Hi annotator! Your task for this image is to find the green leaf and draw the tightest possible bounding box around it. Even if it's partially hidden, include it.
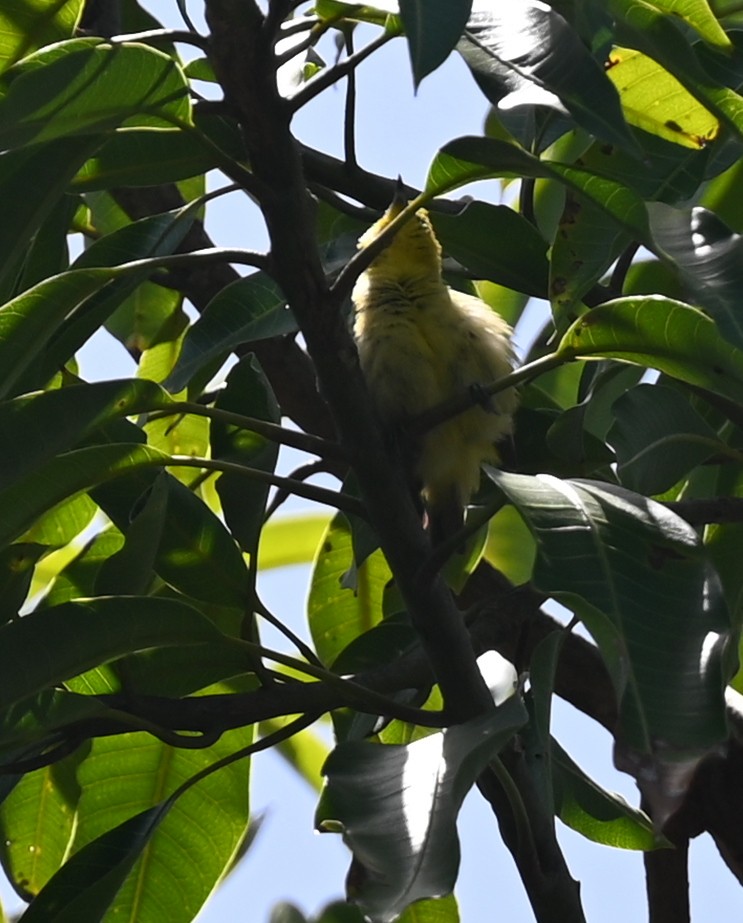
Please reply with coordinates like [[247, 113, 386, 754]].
[[0, 378, 168, 492], [165, 272, 295, 393], [608, 383, 725, 493], [212, 355, 280, 557], [606, 46, 719, 148], [257, 514, 330, 570], [0, 751, 83, 899], [431, 201, 548, 297], [648, 202, 743, 350], [651, 0, 732, 49], [0, 136, 101, 304], [0, 543, 46, 624], [0, 442, 170, 549], [307, 514, 391, 667], [0, 268, 115, 400], [552, 741, 659, 849], [0, 596, 229, 711], [316, 696, 527, 923], [0, 39, 191, 153], [42, 529, 124, 607], [18, 802, 168, 922], [487, 471, 730, 787], [71, 113, 243, 190], [557, 296, 743, 404], [549, 190, 629, 328], [154, 475, 250, 607], [0, 0, 82, 74], [458, 5, 640, 155], [69, 701, 252, 922], [610, 0, 743, 142], [426, 136, 650, 244], [399, 0, 471, 86]]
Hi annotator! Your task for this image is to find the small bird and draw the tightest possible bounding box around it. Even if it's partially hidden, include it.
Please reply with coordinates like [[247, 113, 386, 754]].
[[352, 192, 518, 543]]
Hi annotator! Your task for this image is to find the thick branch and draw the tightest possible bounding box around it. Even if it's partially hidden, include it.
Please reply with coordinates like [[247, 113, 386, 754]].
[[204, 0, 493, 722]]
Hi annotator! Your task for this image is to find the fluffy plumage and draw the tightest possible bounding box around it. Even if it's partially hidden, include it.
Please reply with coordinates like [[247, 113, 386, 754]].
[[352, 199, 518, 540]]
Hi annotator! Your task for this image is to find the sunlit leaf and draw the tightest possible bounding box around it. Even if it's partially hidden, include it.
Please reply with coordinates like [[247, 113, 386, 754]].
[[606, 47, 719, 148], [308, 514, 392, 667]]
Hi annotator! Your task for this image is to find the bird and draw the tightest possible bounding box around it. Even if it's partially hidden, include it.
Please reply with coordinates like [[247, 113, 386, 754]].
[[352, 191, 518, 544]]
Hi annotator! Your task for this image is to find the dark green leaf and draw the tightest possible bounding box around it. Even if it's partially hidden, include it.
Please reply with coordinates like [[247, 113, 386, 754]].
[[609, 383, 725, 494], [549, 190, 629, 327], [426, 136, 650, 244], [649, 202, 743, 350], [0, 268, 114, 400], [399, 0, 470, 86], [552, 741, 659, 849], [212, 356, 280, 556], [72, 113, 244, 190], [0, 543, 46, 624], [0, 378, 168, 491], [431, 201, 548, 297], [458, 5, 640, 155], [0, 39, 191, 153], [487, 471, 730, 810], [165, 272, 295, 393], [0, 597, 230, 711], [0, 136, 101, 303], [317, 696, 527, 923]]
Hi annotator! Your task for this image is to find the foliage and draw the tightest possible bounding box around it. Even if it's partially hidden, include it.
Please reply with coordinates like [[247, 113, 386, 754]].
[[0, 0, 742, 921]]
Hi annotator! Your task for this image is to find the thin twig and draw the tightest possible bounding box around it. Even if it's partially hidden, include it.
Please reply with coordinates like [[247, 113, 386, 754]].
[[289, 28, 394, 111]]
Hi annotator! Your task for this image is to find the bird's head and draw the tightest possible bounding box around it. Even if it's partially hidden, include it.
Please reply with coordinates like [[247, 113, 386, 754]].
[[358, 190, 442, 284]]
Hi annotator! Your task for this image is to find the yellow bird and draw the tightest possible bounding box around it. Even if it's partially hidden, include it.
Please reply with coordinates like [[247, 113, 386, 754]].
[[352, 195, 518, 542]]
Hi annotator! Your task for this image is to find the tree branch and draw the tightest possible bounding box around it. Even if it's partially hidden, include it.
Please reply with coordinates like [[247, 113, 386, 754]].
[[204, 0, 495, 723]]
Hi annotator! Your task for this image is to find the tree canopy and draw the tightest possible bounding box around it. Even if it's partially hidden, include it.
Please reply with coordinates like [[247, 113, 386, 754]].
[[1, 1, 743, 921]]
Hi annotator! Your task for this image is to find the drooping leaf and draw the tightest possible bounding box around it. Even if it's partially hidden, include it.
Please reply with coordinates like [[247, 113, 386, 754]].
[[316, 696, 527, 923], [212, 355, 280, 557], [549, 190, 629, 328], [0, 136, 101, 304], [552, 741, 660, 849], [399, 0, 471, 86]]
